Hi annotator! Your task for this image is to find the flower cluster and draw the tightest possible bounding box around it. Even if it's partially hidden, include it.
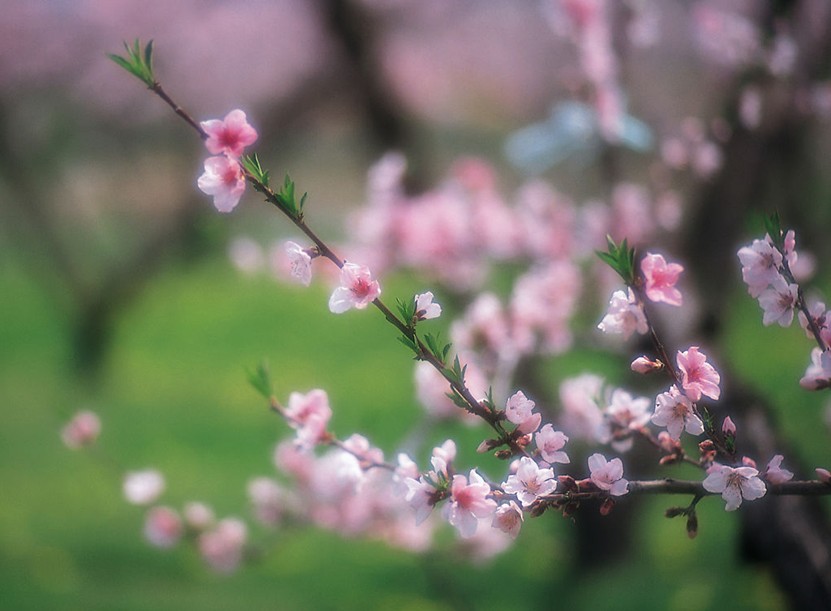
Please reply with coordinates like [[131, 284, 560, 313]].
[[196, 109, 258, 213]]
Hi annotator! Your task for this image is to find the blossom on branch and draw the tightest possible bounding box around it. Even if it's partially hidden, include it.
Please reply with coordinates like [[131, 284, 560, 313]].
[[677, 346, 721, 402], [284, 241, 313, 286], [328, 262, 381, 313], [652, 385, 704, 441], [535, 424, 570, 464], [201, 109, 258, 158], [414, 292, 442, 320], [144, 506, 183, 548], [597, 288, 647, 339], [443, 469, 497, 538], [197, 155, 246, 213], [284, 389, 332, 449], [492, 501, 524, 539], [763, 455, 794, 484], [502, 457, 557, 508], [703, 464, 767, 511], [758, 276, 798, 327], [588, 453, 629, 496], [504, 390, 541, 434], [738, 237, 784, 297], [640, 252, 684, 306], [800, 348, 831, 390]]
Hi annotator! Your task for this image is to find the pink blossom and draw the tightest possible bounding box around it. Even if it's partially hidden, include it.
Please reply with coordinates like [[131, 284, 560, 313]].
[[677, 346, 721, 401], [492, 501, 524, 539], [816, 468, 831, 483], [123, 469, 165, 506], [800, 348, 831, 390], [328, 262, 381, 313], [198, 517, 248, 574], [183, 502, 215, 531], [559, 374, 604, 442], [144, 506, 183, 549], [284, 241, 312, 286], [504, 390, 541, 434], [599, 389, 652, 452], [443, 469, 497, 538], [758, 276, 798, 327], [342, 433, 385, 469], [652, 385, 704, 441], [61, 410, 101, 449], [797, 301, 830, 345], [640, 253, 684, 306], [703, 464, 766, 511], [403, 476, 438, 525], [597, 288, 647, 339], [197, 155, 246, 213], [284, 389, 332, 448], [247, 477, 285, 526], [201, 109, 258, 158], [430, 439, 457, 480], [502, 457, 557, 508], [588, 453, 629, 496], [535, 424, 570, 464], [722, 416, 737, 436], [414, 292, 442, 320], [763, 455, 794, 485], [737, 237, 784, 297]]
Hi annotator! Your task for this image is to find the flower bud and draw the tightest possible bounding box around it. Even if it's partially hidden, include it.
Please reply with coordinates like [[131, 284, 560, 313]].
[[599, 497, 615, 516], [631, 356, 663, 374], [722, 416, 737, 436], [686, 511, 699, 539], [816, 467, 831, 483], [664, 506, 685, 518]]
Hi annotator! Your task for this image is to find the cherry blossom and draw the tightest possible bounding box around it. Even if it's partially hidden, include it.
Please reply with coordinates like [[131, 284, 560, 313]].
[[722, 416, 737, 436], [328, 262, 382, 313], [61, 410, 101, 449], [201, 109, 258, 158], [640, 252, 684, 306], [652, 385, 704, 441], [123, 469, 166, 506], [599, 389, 652, 452], [492, 501, 524, 539], [737, 237, 784, 297], [144, 506, 183, 548], [414, 292, 442, 320], [284, 389, 332, 448], [535, 424, 570, 464], [403, 476, 438, 525], [502, 456, 557, 508], [799, 348, 831, 390], [758, 276, 798, 327], [677, 346, 721, 402], [630, 356, 662, 374], [284, 241, 312, 286], [247, 477, 286, 526], [198, 517, 248, 573], [763, 455, 794, 485], [587, 453, 629, 496], [597, 288, 647, 339], [183, 502, 215, 531], [197, 155, 246, 213], [443, 469, 497, 538], [703, 464, 767, 511], [504, 390, 541, 434]]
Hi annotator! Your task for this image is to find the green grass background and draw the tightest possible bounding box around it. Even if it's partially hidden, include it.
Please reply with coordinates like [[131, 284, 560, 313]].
[[1, 232, 828, 611]]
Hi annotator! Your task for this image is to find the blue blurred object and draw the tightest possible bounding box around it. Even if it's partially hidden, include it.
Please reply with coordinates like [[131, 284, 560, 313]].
[[505, 101, 653, 174]]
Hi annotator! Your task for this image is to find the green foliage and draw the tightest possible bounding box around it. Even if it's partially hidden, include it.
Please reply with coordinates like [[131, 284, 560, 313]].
[[422, 332, 451, 365], [396, 297, 417, 326], [246, 359, 273, 399], [596, 235, 636, 285], [275, 174, 307, 219], [108, 39, 156, 87], [241, 154, 269, 188]]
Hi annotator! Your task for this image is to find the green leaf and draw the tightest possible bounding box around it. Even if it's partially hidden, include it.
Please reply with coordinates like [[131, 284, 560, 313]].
[[764, 211, 784, 249], [397, 335, 418, 354], [247, 360, 273, 399], [109, 39, 156, 87], [596, 235, 636, 285]]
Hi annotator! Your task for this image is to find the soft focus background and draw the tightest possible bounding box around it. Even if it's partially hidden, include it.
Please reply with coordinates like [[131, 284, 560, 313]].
[[2, 1, 831, 609]]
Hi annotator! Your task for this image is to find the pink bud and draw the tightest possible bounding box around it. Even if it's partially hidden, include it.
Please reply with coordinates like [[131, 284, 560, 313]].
[[722, 416, 736, 436], [816, 468, 831, 483], [630, 356, 662, 374]]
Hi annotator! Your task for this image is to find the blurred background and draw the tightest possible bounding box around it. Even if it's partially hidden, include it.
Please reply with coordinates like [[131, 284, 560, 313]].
[[2, 0, 831, 609]]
